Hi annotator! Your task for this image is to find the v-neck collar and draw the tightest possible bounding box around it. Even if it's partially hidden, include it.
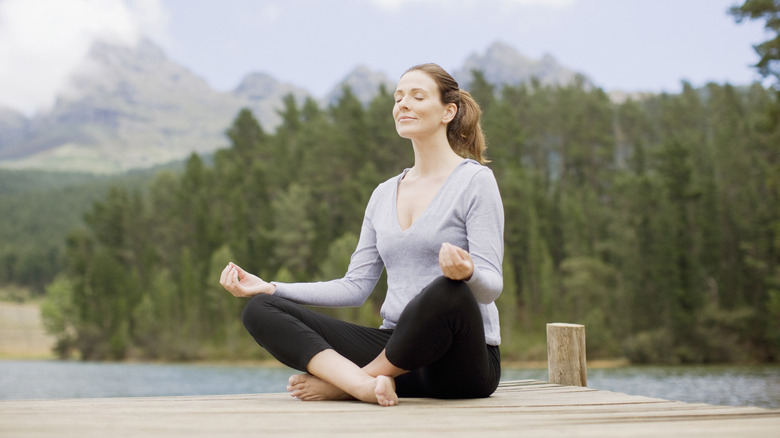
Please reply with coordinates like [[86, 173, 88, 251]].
[[393, 159, 469, 232]]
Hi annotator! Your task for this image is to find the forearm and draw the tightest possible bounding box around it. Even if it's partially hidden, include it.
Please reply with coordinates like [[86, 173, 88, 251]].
[[272, 275, 379, 307], [465, 265, 503, 304]]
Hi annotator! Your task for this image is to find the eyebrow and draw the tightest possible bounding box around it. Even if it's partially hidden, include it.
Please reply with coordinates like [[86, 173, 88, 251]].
[[394, 87, 430, 96]]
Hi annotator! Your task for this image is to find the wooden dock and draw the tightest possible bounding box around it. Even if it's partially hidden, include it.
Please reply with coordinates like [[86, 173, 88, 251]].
[[2, 380, 779, 437]]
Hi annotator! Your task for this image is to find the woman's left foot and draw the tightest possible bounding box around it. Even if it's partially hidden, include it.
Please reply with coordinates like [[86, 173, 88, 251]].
[[374, 375, 398, 407]]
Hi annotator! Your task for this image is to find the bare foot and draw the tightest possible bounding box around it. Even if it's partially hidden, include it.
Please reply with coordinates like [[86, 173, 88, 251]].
[[287, 373, 352, 401], [374, 375, 398, 407]]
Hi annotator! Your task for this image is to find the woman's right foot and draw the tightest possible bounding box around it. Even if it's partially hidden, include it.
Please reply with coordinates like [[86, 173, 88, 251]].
[[287, 373, 352, 401]]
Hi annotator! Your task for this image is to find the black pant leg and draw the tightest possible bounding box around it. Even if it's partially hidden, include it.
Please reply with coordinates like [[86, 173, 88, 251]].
[[386, 276, 501, 399], [242, 294, 391, 371]]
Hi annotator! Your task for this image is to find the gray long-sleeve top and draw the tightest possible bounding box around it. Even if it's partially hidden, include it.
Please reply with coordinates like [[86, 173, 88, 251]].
[[273, 159, 505, 345]]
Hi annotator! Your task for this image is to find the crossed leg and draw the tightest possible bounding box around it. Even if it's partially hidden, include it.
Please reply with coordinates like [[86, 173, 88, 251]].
[[287, 349, 405, 406]]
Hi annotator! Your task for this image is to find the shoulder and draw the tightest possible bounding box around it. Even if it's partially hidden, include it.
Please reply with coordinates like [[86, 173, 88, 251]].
[[373, 169, 406, 195], [458, 160, 499, 189], [366, 169, 406, 208], [380, 169, 407, 188], [457, 161, 503, 215]]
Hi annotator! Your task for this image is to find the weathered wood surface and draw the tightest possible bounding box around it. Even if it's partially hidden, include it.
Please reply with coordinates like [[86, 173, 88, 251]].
[[2, 380, 779, 437], [546, 323, 587, 386]]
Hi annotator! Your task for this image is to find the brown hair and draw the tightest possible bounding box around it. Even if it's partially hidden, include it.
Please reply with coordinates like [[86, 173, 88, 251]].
[[403, 63, 489, 164]]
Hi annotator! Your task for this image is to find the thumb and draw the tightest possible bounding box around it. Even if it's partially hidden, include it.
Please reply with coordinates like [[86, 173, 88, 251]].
[[230, 262, 248, 277], [454, 246, 470, 259]]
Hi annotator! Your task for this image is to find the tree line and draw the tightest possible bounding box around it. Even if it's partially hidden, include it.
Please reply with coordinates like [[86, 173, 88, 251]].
[[38, 73, 779, 364]]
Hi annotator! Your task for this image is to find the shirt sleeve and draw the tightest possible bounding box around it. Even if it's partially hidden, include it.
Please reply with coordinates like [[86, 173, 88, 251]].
[[463, 167, 504, 304], [271, 188, 385, 307]]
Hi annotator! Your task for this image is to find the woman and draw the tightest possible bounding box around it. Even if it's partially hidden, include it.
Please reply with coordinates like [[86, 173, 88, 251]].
[[219, 63, 504, 407]]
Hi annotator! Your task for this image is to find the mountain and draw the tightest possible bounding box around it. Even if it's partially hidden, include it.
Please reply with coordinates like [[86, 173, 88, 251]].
[[0, 40, 311, 173], [0, 107, 29, 157], [0, 40, 236, 172], [325, 65, 396, 106], [454, 41, 589, 90], [233, 72, 310, 126], [0, 39, 591, 174]]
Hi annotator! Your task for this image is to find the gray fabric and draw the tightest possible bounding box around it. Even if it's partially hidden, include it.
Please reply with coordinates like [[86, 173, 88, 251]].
[[273, 159, 504, 345]]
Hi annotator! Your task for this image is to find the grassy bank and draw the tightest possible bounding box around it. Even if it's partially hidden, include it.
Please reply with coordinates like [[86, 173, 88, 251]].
[[0, 300, 56, 359]]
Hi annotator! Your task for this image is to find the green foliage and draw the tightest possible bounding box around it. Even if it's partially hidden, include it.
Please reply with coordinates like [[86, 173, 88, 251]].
[[27, 75, 780, 364], [0, 166, 178, 293], [40, 276, 77, 357], [731, 0, 780, 83]]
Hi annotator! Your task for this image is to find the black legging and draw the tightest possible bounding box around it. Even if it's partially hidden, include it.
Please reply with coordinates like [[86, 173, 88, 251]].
[[241, 276, 501, 399]]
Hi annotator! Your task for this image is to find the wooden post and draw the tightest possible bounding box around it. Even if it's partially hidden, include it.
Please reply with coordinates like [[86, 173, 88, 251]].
[[546, 323, 587, 387]]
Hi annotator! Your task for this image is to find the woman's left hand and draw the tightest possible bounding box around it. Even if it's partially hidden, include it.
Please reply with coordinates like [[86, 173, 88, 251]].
[[439, 242, 474, 281]]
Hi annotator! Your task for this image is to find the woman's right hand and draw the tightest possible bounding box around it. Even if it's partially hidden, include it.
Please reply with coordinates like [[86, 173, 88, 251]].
[[219, 262, 276, 297]]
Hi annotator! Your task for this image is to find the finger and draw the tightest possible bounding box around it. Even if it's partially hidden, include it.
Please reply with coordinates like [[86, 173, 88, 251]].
[[443, 243, 471, 266], [443, 243, 466, 259], [219, 264, 232, 286], [232, 263, 248, 279], [442, 243, 463, 264], [452, 245, 469, 258], [454, 248, 472, 266], [439, 242, 455, 259], [439, 244, 453, 267]]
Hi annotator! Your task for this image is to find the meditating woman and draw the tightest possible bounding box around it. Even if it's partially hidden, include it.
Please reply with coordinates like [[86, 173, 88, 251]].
[[219, 63, 504, 407]]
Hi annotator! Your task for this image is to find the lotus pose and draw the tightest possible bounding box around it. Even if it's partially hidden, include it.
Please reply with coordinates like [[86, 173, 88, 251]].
[[220, 63, 504, 406]]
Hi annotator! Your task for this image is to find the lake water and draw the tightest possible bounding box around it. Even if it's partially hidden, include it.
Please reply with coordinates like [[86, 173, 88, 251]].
[[1, 360, 779, 409]]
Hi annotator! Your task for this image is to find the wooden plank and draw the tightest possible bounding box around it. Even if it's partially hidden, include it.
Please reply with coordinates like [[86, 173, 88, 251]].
[[1, 380, 779, 437]]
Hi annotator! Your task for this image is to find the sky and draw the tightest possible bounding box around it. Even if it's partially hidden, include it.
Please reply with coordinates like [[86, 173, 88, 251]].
[[0, 0, 771, 115]]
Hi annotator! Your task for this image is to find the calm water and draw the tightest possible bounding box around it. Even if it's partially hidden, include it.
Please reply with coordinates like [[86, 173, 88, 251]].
[[1, 360, 779, 409]]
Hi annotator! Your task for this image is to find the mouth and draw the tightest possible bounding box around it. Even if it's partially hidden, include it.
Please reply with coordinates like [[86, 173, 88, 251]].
[[397, 116, 416, 122]]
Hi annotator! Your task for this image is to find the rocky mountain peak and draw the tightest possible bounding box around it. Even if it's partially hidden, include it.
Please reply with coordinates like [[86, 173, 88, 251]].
[[326, 65, 395, 106], [233, 72, 309, 104], [455, 41, 587, 90], [234, 73, 281, 100]]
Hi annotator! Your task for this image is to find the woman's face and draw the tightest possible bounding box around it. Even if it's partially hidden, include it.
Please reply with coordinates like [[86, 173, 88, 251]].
[[393, 70, 455, 140]]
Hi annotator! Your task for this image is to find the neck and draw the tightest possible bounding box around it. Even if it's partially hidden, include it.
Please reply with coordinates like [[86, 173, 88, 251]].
[[409, 133, 464, 178]]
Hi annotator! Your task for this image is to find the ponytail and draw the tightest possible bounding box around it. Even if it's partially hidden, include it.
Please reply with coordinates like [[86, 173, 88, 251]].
[[404, 63, 489, 164], [448, 90, 488, 164]]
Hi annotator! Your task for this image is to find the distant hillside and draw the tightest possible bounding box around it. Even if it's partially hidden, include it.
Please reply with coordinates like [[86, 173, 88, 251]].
[[0, 40, 589, 174]]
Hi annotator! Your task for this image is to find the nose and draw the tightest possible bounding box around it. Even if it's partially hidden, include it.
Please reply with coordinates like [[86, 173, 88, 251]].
[[396, 95, 410, 110]]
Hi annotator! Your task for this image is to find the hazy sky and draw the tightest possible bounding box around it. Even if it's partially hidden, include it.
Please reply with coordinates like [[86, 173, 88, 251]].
[[0, 0, 770, 115]]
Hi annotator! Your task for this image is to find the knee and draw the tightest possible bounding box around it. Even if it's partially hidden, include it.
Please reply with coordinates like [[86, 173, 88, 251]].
[[241, 293, 277, 332], [419, 276, 475, 312]]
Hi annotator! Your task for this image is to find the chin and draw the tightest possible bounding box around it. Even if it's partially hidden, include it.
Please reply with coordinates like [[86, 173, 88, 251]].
[[395, 128, 413, 139], [396, 126, 423, 139]]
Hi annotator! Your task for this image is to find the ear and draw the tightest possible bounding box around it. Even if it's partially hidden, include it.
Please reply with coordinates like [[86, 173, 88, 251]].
[[442, 102, 457, 124]]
